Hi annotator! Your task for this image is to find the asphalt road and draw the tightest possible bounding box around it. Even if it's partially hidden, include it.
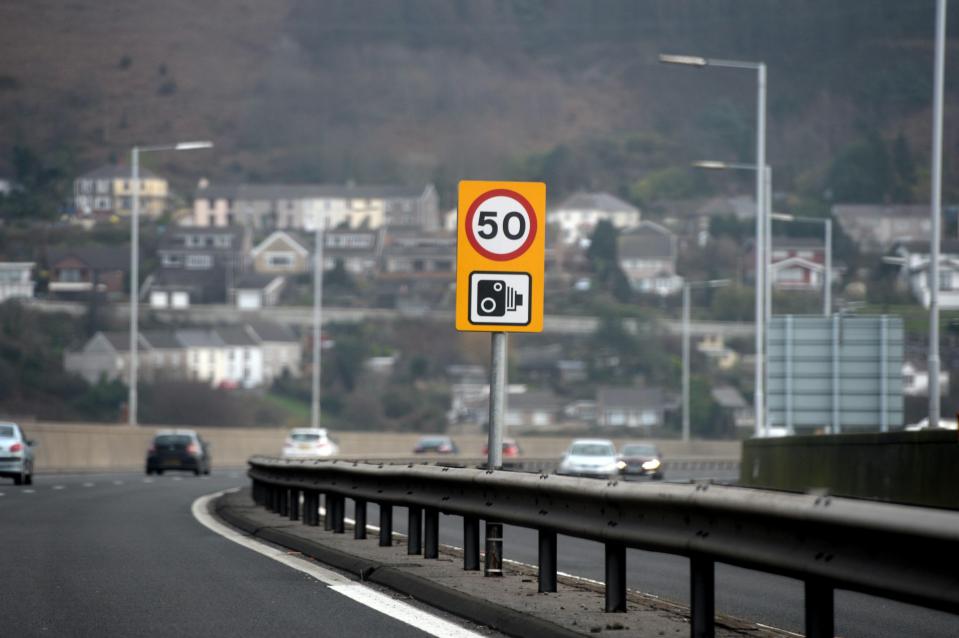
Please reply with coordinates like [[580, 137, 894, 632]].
[[0, 470, 485, 638], [380, 471, 959, 638]]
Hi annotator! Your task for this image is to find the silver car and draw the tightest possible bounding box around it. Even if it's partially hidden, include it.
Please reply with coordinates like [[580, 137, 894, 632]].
[[0, 422, 35, 485], [556, 438, 620, 479]]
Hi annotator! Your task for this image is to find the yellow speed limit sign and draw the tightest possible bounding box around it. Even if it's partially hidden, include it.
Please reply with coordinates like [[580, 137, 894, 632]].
[[456, 180, 546, 332]]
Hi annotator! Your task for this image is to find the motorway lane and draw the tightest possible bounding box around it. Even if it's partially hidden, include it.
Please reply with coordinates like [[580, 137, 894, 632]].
[[375, 470, 959, 638], [0, 471, 482, 638]]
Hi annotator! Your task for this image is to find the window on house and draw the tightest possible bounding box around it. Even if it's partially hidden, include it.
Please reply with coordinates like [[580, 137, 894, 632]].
[[267, 253, 294, 268], [162, 254, 183, 267], [214, 236, 231, 248], [94, 197, 111, 210], [185, 255, 213, 269], [59, 268, 85, 282]]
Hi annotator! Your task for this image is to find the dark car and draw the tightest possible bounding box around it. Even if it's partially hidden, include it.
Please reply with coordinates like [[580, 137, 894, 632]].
[[146, 429, 211, 476], [413, 436, 459, 455], [617, 442, 663, 480], [481, 438, 522, 458]]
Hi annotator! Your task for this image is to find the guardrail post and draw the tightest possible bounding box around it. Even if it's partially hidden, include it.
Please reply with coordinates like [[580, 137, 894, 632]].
[[265, 485, 276, 512], [251, 479, 262, 505], [690, 555, 715, 637], [278, 487, 290, 517], [323, 493, 333, 531], [379, 504, 393, 546], [538, 529, 557, 593], [289, 488, 301, 521], [604, 542, 626, 612], [464, 516, 480, 570], [354, 499, 367, 539], [484, 521, 503, 577], [424, 508, 439, 559], [304, 490, 318, 526], [332, 495, 345, 533], [805, 579, 834, 638], [408, 506, 422, 554]]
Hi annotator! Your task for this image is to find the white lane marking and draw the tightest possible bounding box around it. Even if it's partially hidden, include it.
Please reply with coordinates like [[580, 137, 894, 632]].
[[112, 480, 124, 485], [192, 491, 483, 638], [0, 492, 4, 497], [143, 479, 154, 483], [82, 482, 95, 488], [756, 623, 803, 637], [22, 489, 35, 494], [52, 485, 65, 490], [172, 477, 182, 482]]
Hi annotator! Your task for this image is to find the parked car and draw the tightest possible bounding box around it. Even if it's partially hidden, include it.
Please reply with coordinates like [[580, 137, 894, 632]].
[[0, 422, 35, 485], [617, 442, 664, 480], [146, 429, 211, 476], [281, 428, 339, 459], [556, 439, 619, 479], [413, 436, 459, 454], [481, 438, 522, 458]]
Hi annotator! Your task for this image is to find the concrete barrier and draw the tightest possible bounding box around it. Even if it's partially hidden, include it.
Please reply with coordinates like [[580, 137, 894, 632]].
[[14, 421, 741, 473], [740, 429, 959, 509]]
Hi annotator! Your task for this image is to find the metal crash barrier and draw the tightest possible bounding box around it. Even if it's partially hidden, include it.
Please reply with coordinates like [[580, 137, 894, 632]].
[[246, 456, 959, 638]]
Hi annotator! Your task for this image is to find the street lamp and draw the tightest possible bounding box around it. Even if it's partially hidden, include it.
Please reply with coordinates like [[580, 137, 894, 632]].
[[311, 218, 325, 430], [929, 0, 947, 429], [770, 213, 833, 316], [692, 159, 770, 437], [682, 279, 731, 443], [128, 140, 213, 426], [663, 53, 767, 438]]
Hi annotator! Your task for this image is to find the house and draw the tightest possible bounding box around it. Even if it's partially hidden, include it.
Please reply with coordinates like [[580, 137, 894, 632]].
[[250, 231, 311, 275], [73, 165, 169, 219], [152, 226, 250, 305], [890, 240, 959, 309], [217, 326, 264, 389], [47, 245, 128, 297], [833, 204, 931, 253], [596, 384, 668, 428], [711, 385, 754, 432], [176, 329, 229, 387], [64, 331, 141, 384], [617, 221, 682, 296], [504, 390, 565, 429], [0, 262, 35, 302], [902, 360, 951, 397], [767, 236, 827, 291], [697, 334, 739, 370], [323, 228, 384, 275], [140, 331, 188, 381], [230, 273, 285, 310], [191, 181, 439, 232], [247, 321, 302, 380], [551, 192, 641, 245]]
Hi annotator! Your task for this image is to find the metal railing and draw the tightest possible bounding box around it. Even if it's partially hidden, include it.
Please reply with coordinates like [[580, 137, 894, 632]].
[[246, 456, 959, 638]]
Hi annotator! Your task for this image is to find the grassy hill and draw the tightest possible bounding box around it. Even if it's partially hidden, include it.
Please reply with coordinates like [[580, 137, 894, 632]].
[[0, 0, 955, 207]]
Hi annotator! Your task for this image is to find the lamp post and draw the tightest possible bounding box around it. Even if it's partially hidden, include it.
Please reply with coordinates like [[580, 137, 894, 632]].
[[682, 279, 731, 442], [692, 160, 770, 437], [662, 53, 767, 438], [929, 0, 947, 429], [770, 213, 833, 316], [311, 218, 325, 430], [128, 141, 213, 426]]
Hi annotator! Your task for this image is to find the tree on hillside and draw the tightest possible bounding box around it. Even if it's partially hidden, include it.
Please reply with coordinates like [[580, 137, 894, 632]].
[[0, 146, 74, 222], [586, 221, 631, 301]]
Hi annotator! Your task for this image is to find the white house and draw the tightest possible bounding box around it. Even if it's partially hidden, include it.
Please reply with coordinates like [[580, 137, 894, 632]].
[[0, 262, 35, 302], [617, 221, 683, 296], [890, 240, 959, 310], [217, 326, 264, 389], [176, 329, 229, 387], [902, 361, 950, 397], [551, 192, 641, 245]]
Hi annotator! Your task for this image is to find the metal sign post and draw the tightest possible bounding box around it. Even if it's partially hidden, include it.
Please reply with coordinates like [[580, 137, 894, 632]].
[[456, 180, 545, 578]]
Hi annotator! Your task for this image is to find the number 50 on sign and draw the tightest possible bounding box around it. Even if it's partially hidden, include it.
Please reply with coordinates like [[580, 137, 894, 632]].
[[456, 180, 546, 333]]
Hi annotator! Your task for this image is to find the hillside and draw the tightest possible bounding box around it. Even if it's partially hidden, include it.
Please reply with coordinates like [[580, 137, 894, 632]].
[[0, 0, 957, 207]]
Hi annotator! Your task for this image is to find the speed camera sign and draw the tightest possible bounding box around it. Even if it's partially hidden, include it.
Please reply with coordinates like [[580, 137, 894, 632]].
[[456, 181, 545, 333]]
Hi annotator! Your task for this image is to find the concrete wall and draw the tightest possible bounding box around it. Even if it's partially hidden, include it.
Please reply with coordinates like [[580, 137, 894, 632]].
[[15, 421, 740, 473], [740, 430, 959, 509]]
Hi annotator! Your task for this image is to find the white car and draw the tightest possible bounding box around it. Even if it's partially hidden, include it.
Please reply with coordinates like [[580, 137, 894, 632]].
[[905, 417, 957, 431], [281, 428, 339, 459], [556, 438, 620, 479], [0, 422, 35, 485]]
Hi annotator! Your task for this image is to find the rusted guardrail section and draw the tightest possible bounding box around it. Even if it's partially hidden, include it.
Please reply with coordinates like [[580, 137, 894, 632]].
[[246, 456, 959, 638]]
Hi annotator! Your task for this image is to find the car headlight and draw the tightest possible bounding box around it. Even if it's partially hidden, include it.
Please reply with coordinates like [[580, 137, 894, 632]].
[[616, 460, 627, 471], [642, 459, 661, 471]]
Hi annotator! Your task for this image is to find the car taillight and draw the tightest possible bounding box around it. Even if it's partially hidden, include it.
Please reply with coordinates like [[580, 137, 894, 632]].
[[9, 442, 22, 453], [186, 443, 199, 455], [438, 444, 451, 452], [148, 445, 155, 453]]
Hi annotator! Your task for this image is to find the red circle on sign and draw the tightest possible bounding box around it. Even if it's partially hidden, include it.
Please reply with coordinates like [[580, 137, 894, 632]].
[[464, 188, 538, 261]]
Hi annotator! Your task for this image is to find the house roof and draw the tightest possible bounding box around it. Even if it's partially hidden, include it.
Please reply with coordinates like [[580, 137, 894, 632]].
[[98, 331, 137, 352], [617, 222, 675, 260], [79, 164, 162, 181], [771, 236, 825, 250], [159, 225, 246, 250], [832, 204, 929, 218], [251, 231, 310, 258], [769, 256, 824, 273], [246, 320, 299, 343], [597, 385, 665, 409], [555, 191, 639, 214], [140, 330, 182, 349], [48, 245, 129, 271], [216, 326, 259, 346], [711, 386, 748, 409], [175, 329, 225, 348], [195, 182, 430, 201]]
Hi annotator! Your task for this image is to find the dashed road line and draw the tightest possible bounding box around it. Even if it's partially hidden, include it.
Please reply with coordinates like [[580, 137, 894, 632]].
[[22, 489, 35, 494], [52, 485, 65, 490], [112, 480, 124, 485], [82, 482, 95, 487]]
